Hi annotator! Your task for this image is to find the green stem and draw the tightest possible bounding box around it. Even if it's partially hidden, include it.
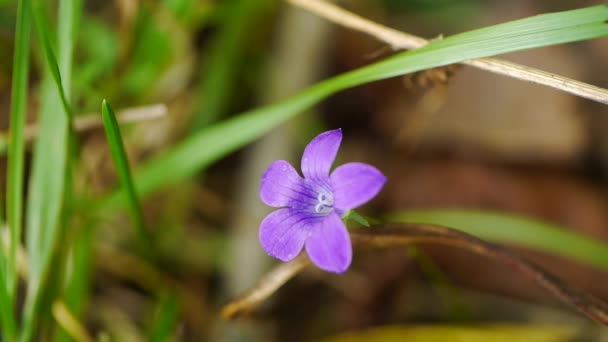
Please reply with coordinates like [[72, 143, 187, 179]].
[[4, 0, 31, 337]]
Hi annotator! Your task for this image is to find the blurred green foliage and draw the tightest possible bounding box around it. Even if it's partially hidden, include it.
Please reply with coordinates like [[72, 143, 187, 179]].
[[1, 0, 608, 339]]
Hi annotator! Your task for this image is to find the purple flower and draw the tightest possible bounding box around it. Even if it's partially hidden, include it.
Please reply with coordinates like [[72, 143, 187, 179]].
[[259, 129, 386, 273]]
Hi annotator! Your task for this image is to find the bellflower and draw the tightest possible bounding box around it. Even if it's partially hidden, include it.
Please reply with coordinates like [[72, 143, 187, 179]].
[[259, 129, 386, 273]]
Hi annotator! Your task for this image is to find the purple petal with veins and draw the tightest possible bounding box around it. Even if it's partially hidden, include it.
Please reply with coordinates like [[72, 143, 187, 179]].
[[259, 129, 385, 274], [301, 128, 342, 182], [331, 162, 386, 212], [259, 208, 314, 262], [305, 212, 352, 273]]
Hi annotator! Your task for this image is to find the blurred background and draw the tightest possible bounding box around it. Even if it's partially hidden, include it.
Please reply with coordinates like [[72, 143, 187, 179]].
[[1, 0, 608, 340]]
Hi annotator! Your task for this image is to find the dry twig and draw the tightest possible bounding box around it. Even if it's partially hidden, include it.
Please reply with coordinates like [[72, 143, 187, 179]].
[[26, 103, 168, 140], [222, 224, 608, 325], [221, 254, 310, 319], [287, 0, 608, 105]]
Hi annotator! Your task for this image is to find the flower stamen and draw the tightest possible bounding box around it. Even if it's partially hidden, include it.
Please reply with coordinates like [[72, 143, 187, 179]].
[[315, 192, 334, 214]]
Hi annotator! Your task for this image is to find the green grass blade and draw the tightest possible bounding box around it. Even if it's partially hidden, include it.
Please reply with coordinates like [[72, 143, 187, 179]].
[[149, 293, 180, 342], [191, 0, 268, 130], [0, 265, 16, 340], [0, 198, 15, 340], [4, 0, 31, 337], [102, 100, 153, 255], [21, 0, 80, 339], [55, 225, 93, 342], [387, 209, 608, 271], [98, 5, 608, 208], [31, 0, 72, 119]]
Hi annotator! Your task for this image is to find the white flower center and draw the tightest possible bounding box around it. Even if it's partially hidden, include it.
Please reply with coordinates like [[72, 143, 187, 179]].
[[314, 191, 334, 214]]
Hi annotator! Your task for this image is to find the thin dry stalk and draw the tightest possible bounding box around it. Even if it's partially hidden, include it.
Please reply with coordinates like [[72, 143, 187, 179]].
[[287, 0, 608, 105], [221, 224, 608, 325]]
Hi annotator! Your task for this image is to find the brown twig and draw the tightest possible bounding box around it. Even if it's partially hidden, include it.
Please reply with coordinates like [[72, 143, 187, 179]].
[[221, 224, 608, 325], [220, 253, 310, 319], [286, 0, 608, 105], [26, 103, 168, 140]]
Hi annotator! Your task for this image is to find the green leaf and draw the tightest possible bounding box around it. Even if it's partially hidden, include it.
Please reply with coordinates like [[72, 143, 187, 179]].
[[122, 10, 172, 97], [99, 5, 608, 208], [21, 0, 81, 339], [54, 224, 93, 342], [31, 0, 73, 119], [149, 292, 180, 342], [102, 100, 153, 256], [3, 0, 30, 337], [191, 0, 269, 130], [387, 209, 608, 271], [344, 210, 371, 228]]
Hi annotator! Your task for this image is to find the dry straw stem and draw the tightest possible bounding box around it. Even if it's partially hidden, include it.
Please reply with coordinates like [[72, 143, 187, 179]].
[[26, 103, 168, 140], [1, 227, 28, 279], [287, 0, 608, 105], [221, 253, 310, 319], [2, 228, 94, 340], [52, 301, 94, 342], [221, 224, 608, 325], [0, 103, 167, 148]]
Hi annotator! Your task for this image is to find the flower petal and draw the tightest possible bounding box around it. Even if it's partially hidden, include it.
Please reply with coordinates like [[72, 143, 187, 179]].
[[305, 212, 352, 273], [330, 162, 386, 212], [259, 208, 314, 262], [301, 129, 342, 181], [260, 160, 310, 208]]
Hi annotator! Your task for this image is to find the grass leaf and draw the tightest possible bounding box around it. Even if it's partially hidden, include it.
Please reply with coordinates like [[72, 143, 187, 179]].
[[387, 209, 608, 271], [3, 0, 31, 337], [102, 99, 152, 255], [21, 0, 80, 339], [191, 0, 269, 130], [149, 293, 180, 342], [99, 5, 608, 209], [31, 0, 73, 119]]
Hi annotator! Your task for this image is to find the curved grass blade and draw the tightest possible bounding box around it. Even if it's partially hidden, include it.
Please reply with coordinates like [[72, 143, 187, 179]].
[[387, 209, 608, 271], [222, 224, 608, 325], [21, 0, 81, 339], [99, 5, 608, 209], [102, 100, 152, 256], [4, 0, 31, 337]]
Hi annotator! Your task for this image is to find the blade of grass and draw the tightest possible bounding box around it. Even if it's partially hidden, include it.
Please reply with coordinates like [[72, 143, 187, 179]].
[[387, 209, 608, 271], [31, 0, 72, 119], [149, 292, 180, 342], [0, 198, 16, 340], [191, 0, 269, 130], [54, 224, 92, 342], [4, 0, 31, 337], [97, 5, 608, 210], [102, 100, 153, 256], [21, 0, 80, 339], [0, 263, 16, 340], [290, 0, 608, 105]]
